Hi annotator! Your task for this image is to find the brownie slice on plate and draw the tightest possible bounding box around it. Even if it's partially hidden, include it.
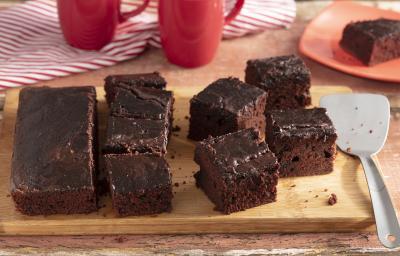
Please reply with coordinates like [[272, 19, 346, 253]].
[[265, 108, 337, 177], [105, 72, 166, 104], [245, 55, 311, 110], [188, 77, 267, 141], [104, 154, 173, 217], [340, 18, 400, 66], [194, 128, 279, 214], [11, 87, 98, 215]]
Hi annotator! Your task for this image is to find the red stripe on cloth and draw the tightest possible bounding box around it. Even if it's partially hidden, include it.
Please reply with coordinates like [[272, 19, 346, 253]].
[[0, 0, 296, 89]]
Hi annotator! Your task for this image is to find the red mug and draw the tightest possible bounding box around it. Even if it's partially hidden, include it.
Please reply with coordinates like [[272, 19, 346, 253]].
[[158, 0, 245, 68], [57, 0, 149, 50]]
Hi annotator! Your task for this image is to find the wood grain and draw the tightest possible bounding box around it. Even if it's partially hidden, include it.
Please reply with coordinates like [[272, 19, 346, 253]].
[[0, 85, 376, 235]]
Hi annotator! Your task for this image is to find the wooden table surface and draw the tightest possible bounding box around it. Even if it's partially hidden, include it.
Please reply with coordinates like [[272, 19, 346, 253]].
[[1, 1, 400, 255]]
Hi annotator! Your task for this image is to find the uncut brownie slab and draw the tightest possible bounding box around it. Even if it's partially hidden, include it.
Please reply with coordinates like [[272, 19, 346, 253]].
[[340, 18, 400, 66], [11, 86, 98, 215], [105, 72, 166, 104], [103, 116, 168, 155], [245, 55, 311, 110], [194, 129, 279, 214], [265, 108, 337, 177], [104, 154, 173, 216], [188, 77, 267, 141]]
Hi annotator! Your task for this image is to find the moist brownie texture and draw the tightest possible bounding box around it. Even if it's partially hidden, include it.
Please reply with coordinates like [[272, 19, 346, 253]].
[[194, 129, 279, 214], [105, 72, 166, 104], [265, 108, 337, 177], [340, 18, 400, 66], [245, 55, 311, 110], [11, 86, 98, 215], [103, 116, 168, 155], [105, 154, 173, 217], [104, 86, 174, 155], [188, 77, 267, 141]]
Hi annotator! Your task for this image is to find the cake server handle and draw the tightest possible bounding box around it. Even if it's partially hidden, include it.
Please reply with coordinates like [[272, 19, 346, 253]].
[[360, 155, 400, 248]]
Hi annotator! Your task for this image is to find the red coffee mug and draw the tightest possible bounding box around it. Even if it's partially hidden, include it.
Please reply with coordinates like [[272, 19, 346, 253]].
[[57, 0, 149, 50], [158, 0, 245, 68]]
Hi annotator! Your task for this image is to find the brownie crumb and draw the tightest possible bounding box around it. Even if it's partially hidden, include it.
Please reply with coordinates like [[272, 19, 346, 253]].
[[174, 182, 179, 187], [6, 194, 10, 198], [346, 147, 352, 153], [369, 130, 373, 134], [304, 200, 308, 203], [314, 195, 319, 198], [184, 116, 189, 120], [328, 193, 337, 205], [290, 184, 296, 188], [183, 181, 187, 185], [170, 155, 175, 159], [172, 125, 181, 132], [115, 236, 127, 243], [323, 189, 328, 192]]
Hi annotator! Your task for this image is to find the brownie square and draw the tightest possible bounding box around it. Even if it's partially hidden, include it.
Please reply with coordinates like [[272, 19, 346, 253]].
[[340, 18, 400, 66], [110, 87, 173, 120], [11, 86, 98, 215], [194, 129, 279, 214], [245, 55, 311, 110], [188, 77, 267, 141], [103, 116, 168, 155], [105, 154, 173, 216], [265, 108, 337, 177], [105, 72, 166, 104]]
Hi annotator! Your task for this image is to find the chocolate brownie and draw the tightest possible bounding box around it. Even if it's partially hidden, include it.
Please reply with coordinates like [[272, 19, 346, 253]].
[[340, 18, 400, 66], [188, 77, 267, 141], [265, 108, 337, 177], [11, 86, 98, 215], [245, 55, 311, 110], [105, 154, 173, 216], [105, 72, 166, 104], [194, 129, 279, 214], [110, 86, 173, 121], [103, 116, 168, 155]]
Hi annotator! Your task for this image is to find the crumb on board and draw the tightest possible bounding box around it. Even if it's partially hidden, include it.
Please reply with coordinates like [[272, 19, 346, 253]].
[[174, 182, 179, 187], [314, 195, 319, 198], [115, 236, 127, 243], [184, 116, 189, 120], [324, 189, 328, 192], [328, 193, 337, 205], [172, 125, 181, 132], [304, 200, 308, 203], [360, 123, 364, 127], [369, 130, 373, 134], [170, 155, 175, 159], [355, 107, 358, 110], [183, 181, 187, 185], [290, 184, 296, 188]]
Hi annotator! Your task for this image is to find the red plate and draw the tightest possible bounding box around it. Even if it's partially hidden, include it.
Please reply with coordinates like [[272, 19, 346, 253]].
[[299, 1, 400, 83]]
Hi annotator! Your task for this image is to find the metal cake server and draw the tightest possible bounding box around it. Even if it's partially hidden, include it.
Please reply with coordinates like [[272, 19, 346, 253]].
[[320, 93, 400, 248]]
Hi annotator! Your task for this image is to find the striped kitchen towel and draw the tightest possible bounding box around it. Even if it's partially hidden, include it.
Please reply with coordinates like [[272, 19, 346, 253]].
[[0, 0, 296, 89]]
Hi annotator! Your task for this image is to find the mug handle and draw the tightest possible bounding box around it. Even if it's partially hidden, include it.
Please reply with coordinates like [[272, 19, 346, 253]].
[[224, 0, 245, 25], [119, 0, 150, 23]]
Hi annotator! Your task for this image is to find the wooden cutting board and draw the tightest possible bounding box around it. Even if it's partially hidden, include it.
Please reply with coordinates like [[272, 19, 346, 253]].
[[0, 85, 374, 235]]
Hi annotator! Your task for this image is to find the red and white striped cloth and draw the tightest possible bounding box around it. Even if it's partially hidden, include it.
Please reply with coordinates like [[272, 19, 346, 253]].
[[0, 0, 296, 90]]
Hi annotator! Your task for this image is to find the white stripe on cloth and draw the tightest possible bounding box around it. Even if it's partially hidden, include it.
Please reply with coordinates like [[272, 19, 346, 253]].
[[0, 0, 296, 89]]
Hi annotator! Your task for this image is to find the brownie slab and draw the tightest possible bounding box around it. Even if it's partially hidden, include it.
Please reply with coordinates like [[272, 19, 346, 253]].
[[105, 154, 173, 216], [105, 72, 166, 104], [194, 129, 279, 214], [265, 108, 337, 177], [103, 116, 168, 155], [340, 18, 400, 66], [245, 55, 311, 110], [11, 86, 98, 215], [188, 77, 267, 141]]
